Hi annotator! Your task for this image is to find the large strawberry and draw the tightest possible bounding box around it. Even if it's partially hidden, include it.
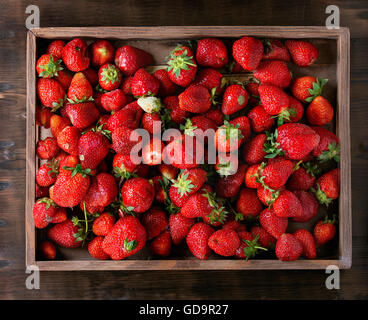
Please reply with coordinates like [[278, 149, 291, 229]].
[[196, 38, 228, 68], [62, 38, 90, 71], [36, 53, 63, 78], [221, 84, 248, 115], [312, 168, 340, 206], [131, 68, 160, 97], [311, 126, 340, 162], [178, 84, 212, 113], [64, 102, 100, 130], [273, 190, 303, 218], [101, 88, 127, 112], [102, 216, 147, 260], [285, 40, 319, 67], [107, 101, 143, 131], [275, 233, 303, 261], [89, 39, 115, 67], [92, 212, 115, 236], [233, 36, 263, 71], [47, 219, 82, 248], [259, 207, 288, 239], [78, 131, 110, 170], [242, 134, 267, 165], [98, 63, 122, 91], [258, 84, 289, 116], [186, 222, 214, 260], [253, 60, 291, 88], [114, 45, 153, 76], [260, 159, 294, 189], [208, 229, 240, 257], [67, 72, 93, 103], [171, 168, 207, 198], [37, 78, 65, 110]]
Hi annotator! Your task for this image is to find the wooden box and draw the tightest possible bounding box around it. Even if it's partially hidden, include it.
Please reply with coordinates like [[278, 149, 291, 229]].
[[26, 26, 351, 270]]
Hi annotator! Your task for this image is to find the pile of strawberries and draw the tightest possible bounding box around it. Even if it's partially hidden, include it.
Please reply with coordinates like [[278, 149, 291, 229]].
[[34, 35, 340, 262]]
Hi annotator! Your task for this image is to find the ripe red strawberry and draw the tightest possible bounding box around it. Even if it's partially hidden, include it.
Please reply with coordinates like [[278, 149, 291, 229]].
[[306, 96, 334, 126], [46, 40, 65, 60], [236, 188, 263, 219], [312, 168, 340, 206], [171, 168, 207, 198], [55, 69, 73, 90], [114, 45, 153, 76], [253, 60, 291, 88], [51, 206, 67, 225], [285, 96, 304, 123], [151, 230, 171, 257], [169, 213, 195, 245], [142, 112, 162, 134], [36, 137, 60, 159], [259, 207, 288, 239], [111, 125, 141, 155], [36, 184, 49, 198], [273, 190, 303, 218], [153, 68, 179, 97], [181, 116, 217, 142], [64, 102, 100, 129], [203, 107, 224, 126], [39, 241, 57, 260], [208, 229, 240, 257], [258, 84, 289, 116], [275, 233, 303, 261], [216, 164, 248, 198], [178, 85, 211, 113], [107, 101, 143, 131], [293, 229, 316, 259], [102, 216, 147, 260], [192, 68, 225, 95], [163, 95, 189, 124], [311, 126, 340, 162], [50, 115, 70, 138], [242, 134, 267, 165], [261, 159, 294, 189], [142, 207, 169, 240], [233, 36, 263, 71], [62, 38, 90, 71], [81, 67, 98, 86], [250, 226, 276, 249], [313, 216, 337, 246], [98, 63, 122, 91], [89, 40, 115, 67], [57, 126, 81, 156], [88, 236, 109, 260], [167, 45, 197, 87], [92, 212, 115, 236], [248, 105, 275, 133], [196, 38, 228, 68], [186, 222, 214, 260], [221, 84, 248, 115], [36, 106, 52, 128], [33, 197, 57, 229], [292, 190, 319, 223], [112, 153, 137, 179], [67, 72, 93, 103], [215, 121, 244, 153], [287, 162, 319, 191], [47, 219, 82, 248], [257, 185, 285, 206], [120, 76, 133, 95], [36, 160, 59, 187], [131, 68, 160, 97], [121, 177, 155, 214], [235, 231, 267, 259], [100, 88, 127, 112], [291, 76, 328, 103], [37, 78, 65, 110], [285, 40, 319, 67], [262, 39, 290, 61], [222, 217, 247, 232], [36, 54, 63, 78], [244, 164, 263, 189]]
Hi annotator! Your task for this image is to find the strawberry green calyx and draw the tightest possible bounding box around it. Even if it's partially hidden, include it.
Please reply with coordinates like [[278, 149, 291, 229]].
[[311, 184, 333, 207], [95, 84, 108, 93], [322, 214, 338, 225], [67, 95, 94, 104], [263, 130, 284, 159], [210, 87, 219, 105], [172, 171, 196, 197], [242, 234, 268, 261], [46, 158, 59, 176], [39, 55, 63, 78], [51, 96, 66, 112], [318, 142, 340, 163], [216, 161, 235, 177], [124, 238, 138, 252], [222, 120, 244, 142], [302, 162, 321, 177], [167, 48, 196, 77], [272, 108, 297, 126], [100, 65, 120, 84], [38, 197, 57, 209], [180, 119, 197, 137], [305, 78, 328, 103], [113, 166, 137, 180], [62, 164, 92, 178], [91, 122, 112, 140]]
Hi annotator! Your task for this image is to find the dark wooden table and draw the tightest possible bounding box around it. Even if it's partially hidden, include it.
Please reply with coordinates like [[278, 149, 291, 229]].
[[0, 0, 367, 300]]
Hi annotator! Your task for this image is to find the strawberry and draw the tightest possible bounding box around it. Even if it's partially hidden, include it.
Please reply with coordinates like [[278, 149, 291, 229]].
[[36, 137, 60, 159], [137, 96, 162, 114], [163, 95, 189, 124], [55, 69, 73, 90], [285, 40, 319, 67], [114, 45, 153, 76], [208, 229, 240, 257], [67, 72, 93, 103], [36, 159, 59, 187], [292, 190, 319, 223], [192, 68, 225, 95], [88, 236, 109, 260], [311, 126, 340, 162], [236, 188, 263, 219], [222, 217, 247, 232], [313, 216, 337, 246], [178, 85, 211, 113], [221, 84, 248, 115], [142, 207, 169, 240], [50, 163, 91, 207], [36, 106, 52, 128], [37, 78, 65, 110], [273, 190, 303, 218], [291, 76, 328, 103], [81, 68, 98, 86], [248, 105, 274, 133], [142, 112, 162, 134], [89, 40, 115, 67], [47, 219, 82, 248], [257, 185, 285, 206], [51, 207, 67, 224], [153, 69, 179, 97], [92, 212, 115, 236], [107, 101, 143, 131], [150, 230, 171, 257], [306, 96, 334, 126], [244, 164, 263, 189], [158, 164, 179, 180], [196, 38, 228, 68], [36, 184, 49, 198], [242, 134, 267, 165], [253, 60, 291, 88], [293, 229, 316, 259], [50, 115, 70, 137], [131, 68, 160, 97], [56, 126, 81, 156], [186, 222, 214, 260], [245, 82, 260, 106], [39, 241, 57, 260], [261, 159, 294, 189], [181, 116, 217, 141], [228, 60, 245, 73], [64, 102, 100, 129], [215, 120, 244, 153], [46, 40, 65, 60], [312, 168, 340, 206], [259, 207, 288, 239], [216, 164, 248, 198], [78, 130, 110, 169], [111, 125, 141, 155], [121, 76, 133, 95], [36, 54, 63, 78], [142, 139, 165, 166], [250, 226, 276, 249], [98, 63, 122, 91], [62, 38, 90, 71], [171, 168, 207, 198], [262, 39, 290, 61], [203, 107, 224, 126], [101, 88, 127, 112], [167, 45, 197, 87], [121, 177, 155, 214], [235, 231, 267, 259], [285, 96, 304, 123], [287, 162, 319, 191], [258, 84, 289, 116], [32, 197, 57, 229], [169, 213, 195, 245], [275, 233, 303, 261], [112, 154, 137, 179], [233, 36, 263, 71], [102, 216, 147, 260]]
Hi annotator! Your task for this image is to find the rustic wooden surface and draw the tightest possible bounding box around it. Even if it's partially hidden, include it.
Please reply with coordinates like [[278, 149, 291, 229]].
[[0, 0, 367, 299]]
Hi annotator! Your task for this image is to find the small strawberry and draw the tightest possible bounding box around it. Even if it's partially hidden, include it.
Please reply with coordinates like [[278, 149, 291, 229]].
[[208, 229, 240, 257], [242, 134, 267, 165], [153, 68, 179, 97], [292, 190, 319, 223], [287, 162, 319, 191], [192, 68, 225, 95], [163, 95, 189, 124], [311, 126, 340, 162], [221, 84, 248, 115], [253, 60, 291, 88], [36, 54, 63, 78], [222, 217, 247, 232], [250, 226, 276, 249], [111, 125, 141, 155], [169, 184, 191, 208], [89, 40, 115, 67], [158, 164, 179, 180], [291, 76, 328, 103], [181, 116, 217, 142], [313, 215, 337, 246], [186, 222, 214, 260], [131, 68, 160, 97], [258, 84, 289, 116], [312, 168, 340, 206], [112, 154, 138, 179], [100, 88, 127, 112], [260, 159, 294, 189], [257, 185, 285, 206], [248, 105, 275, 133], [171, 168, 207, 198], [92, 212, 115, 236], [293, 229, 316, 259], [215, 120, 244, 153], [50, 207, 67, 224], [196, 38, 228, 68], [215, 152, 240, 177], [47, 219, 82, 248], [37, 78, 65, 110], [36, 137, 60, 160], [62, 38, 90, 71], [236, 188, 263, 219], [244, 163, 263, 189], [46, 40, 65, 60], [235, 232, 267, 260], [36, 159, 59, 187], [150, 230, 171, 257], [137, 96, 162, 114], [114, 45, 153, 76], [50, 115, 70, 138], [32, 197, 57, 229], [178, 85, 211, 113], [285, 40, 319, 67], [56, 125, 81, 156], [273, 190, 303, 218], [39, 241, 57, 260], [142, 207, 169, 240], [88, 236, 109, 260], [98, 63, 122, 91], [107, 101, 143, 131], [64, 102, 100, 129], [233, 36, 263, 71], [102, 216, 147, 260], [67, 72, 93, 103], [78, 130, 110, 169], [259, 207, 288, 239], [216, 164, 248, 198], [275, 233, 303, 261], [262, 39, 290, 61], [306, 96, 334, 126], [169, 213, 195, 245]]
